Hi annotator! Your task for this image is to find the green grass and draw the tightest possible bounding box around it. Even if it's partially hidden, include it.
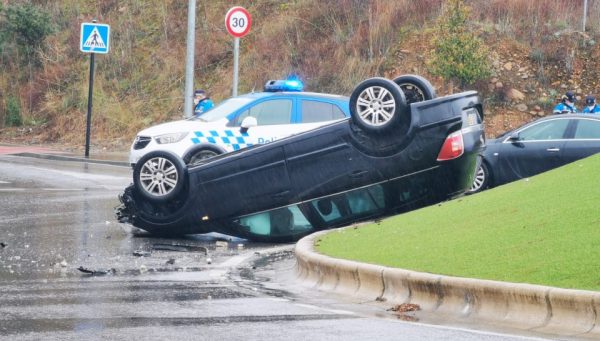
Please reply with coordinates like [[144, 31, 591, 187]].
[[316, 154, 600, 291]]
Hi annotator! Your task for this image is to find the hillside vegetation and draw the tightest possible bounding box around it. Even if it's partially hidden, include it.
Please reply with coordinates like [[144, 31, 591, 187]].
[[0, 0, 599, 151]]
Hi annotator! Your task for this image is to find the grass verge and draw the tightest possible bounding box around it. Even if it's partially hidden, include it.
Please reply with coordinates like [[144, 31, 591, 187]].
[[316, 154, 600, 291]]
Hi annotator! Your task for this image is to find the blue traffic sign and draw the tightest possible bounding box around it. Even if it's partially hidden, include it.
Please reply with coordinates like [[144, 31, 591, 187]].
[[80, 23, 110, 54]]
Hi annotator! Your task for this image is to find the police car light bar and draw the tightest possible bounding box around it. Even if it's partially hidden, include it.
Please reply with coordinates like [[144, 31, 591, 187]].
[[264, 79, 304, 92]]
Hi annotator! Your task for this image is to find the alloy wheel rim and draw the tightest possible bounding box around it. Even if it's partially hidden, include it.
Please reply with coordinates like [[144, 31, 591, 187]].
[[470, 165, 485, 192], [139, 157, 178, 197], [356, 86, 396, 127]]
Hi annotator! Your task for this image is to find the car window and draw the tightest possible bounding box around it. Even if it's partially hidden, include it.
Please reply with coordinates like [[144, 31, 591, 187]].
[[238, 205, 313, 237], [301, 100, 346, 123], [518, 119, 570, 141], [232, 99, 293, 126], [312, 185, 385, 223], [574, 119, 600, 139], [192, 97, 254, 122]]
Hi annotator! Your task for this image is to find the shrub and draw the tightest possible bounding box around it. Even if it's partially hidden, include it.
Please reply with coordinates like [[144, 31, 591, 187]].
[[428, 0, 491, 89], [1, 3, 53, 62], [5, 96, 22, 127]]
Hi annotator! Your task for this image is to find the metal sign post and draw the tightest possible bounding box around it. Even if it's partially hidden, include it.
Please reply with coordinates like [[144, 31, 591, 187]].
[[225, 7, 252, 97], [85, 53, 95, 159], [184, 0, 196, 118], [80, 21, 110, 158], [583, 0, 588, 32], [233, 37, 240, 97]]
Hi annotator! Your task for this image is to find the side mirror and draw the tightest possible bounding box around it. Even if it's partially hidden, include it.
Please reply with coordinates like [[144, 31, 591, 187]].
[[508, 132, 520, 142], [240, 116, 257, 130]]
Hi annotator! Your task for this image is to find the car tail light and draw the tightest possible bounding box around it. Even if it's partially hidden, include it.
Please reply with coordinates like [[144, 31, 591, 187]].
[[437, 130, 464, 161]]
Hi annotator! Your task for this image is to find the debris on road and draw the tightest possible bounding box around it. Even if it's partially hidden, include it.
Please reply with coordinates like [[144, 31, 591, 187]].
[[77, 266, 116, 276], [387, 303, 420, 313], [133, 250, 151, 257], [153, 243, 208, 254], [215, 241, 228, 248], [387, 303, 420, 322]]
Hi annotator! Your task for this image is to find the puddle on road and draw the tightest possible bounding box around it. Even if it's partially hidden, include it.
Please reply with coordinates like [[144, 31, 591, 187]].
[[1, 313, 352, 336]]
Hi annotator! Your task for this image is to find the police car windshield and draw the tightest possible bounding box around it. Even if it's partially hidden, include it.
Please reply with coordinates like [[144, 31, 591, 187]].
[[192, 97, 254, 122]]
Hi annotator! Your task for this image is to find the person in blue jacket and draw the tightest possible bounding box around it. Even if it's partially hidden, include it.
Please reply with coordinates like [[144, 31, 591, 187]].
[[582, 95, 600, 114], [552, 91, 578, 114], [193, 89, 214, 116]]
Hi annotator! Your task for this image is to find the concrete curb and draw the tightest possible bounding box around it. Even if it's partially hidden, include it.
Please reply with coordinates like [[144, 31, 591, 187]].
[[13, 152, 130, 167], [295, 230, 600, 338]]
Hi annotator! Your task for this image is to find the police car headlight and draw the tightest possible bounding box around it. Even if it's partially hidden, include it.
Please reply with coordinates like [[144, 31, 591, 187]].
[[154, 132, 189, 144]]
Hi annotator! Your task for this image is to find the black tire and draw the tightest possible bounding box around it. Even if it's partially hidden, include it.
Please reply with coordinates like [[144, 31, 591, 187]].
[[468, 161, 490, 194], [185, 147, 221, 166], [350, 77, 408, 134], [392, 74, 436, 104], [133, 150, 187, 203]]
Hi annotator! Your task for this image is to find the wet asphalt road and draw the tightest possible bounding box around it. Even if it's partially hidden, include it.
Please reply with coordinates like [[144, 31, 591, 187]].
[[0, 154, 559, 340]]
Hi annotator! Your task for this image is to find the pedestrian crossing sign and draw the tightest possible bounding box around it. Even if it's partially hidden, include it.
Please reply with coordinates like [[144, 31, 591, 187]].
[[80, 23, 110, 54]]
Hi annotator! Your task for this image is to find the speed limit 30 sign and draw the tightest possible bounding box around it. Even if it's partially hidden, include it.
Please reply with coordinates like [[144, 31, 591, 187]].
[[225, 6, 252, 38]]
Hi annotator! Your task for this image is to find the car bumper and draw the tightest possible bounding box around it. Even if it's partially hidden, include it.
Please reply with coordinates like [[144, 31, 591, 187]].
[[129, 138, 193, 166]]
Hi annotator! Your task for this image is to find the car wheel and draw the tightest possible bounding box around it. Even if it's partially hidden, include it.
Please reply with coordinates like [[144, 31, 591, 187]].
[[349, 77, 408, 133], [468, 162, 489, 194], [392, 74, 436, 104], [187, 148, 220, 166], [133, 151, 187, 202]]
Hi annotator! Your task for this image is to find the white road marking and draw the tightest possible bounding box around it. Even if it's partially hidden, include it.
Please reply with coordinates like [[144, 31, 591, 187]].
[[293, 303, 355, 315], [41, 188, 86, 191]]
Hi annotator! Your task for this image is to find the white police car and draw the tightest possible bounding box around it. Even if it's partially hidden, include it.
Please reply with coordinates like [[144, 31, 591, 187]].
[[129, 79, 350, 166]]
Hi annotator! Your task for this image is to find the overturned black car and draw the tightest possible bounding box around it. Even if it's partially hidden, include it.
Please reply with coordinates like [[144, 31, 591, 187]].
[[116, 75, 485, 242]]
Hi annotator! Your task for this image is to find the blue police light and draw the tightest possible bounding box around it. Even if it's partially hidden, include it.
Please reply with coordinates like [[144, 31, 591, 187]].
[[264, 79, 304, 92]]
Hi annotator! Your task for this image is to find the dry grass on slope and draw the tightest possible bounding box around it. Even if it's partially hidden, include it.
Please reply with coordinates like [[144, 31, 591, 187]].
[[1, 0, 599, 150]]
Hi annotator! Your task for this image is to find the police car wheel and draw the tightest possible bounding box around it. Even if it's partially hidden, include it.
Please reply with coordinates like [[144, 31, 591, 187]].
[[350, 77, 408, 133], [187, 149, 220, 166], [133, 151, 187, 203], [392, 74, 436, 104]]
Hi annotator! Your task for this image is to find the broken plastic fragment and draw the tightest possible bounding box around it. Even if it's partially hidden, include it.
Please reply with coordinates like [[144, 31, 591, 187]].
[[77, 266, 116, 276], [133, 250, 151, 257], [153, 243, 207, 254]]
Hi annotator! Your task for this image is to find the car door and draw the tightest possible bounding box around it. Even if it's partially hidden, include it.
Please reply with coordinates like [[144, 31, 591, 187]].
[[283, 125, 376, 201], [561, 117, 600, 164], [228, 98, 295, 145], [494, 118, 570, 184], [195, 146, 291, 219]]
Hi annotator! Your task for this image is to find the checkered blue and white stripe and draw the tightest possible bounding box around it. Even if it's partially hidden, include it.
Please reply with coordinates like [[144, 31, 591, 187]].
[[190, 130, 253, 151]]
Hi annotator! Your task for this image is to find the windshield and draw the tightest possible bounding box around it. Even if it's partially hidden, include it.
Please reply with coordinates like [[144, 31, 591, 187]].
[[191, 97, 255, 122]]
